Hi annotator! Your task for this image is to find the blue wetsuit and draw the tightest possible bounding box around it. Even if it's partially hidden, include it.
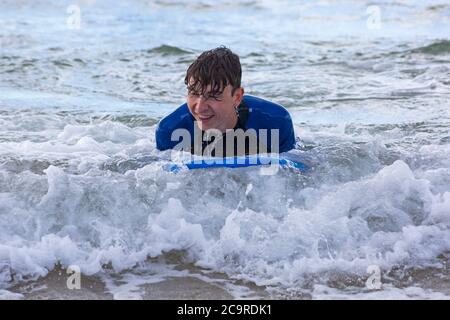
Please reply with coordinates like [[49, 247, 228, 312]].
[[156, 95, 296, 155]]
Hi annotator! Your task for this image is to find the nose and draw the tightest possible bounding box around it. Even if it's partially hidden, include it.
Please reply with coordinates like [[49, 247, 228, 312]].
[[194, 96, 209, 113]]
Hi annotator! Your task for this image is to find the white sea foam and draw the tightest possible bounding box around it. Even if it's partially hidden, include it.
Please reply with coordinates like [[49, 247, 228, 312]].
[[312, 284, 450, 300], [1, 0, 450, 299], [1, 145, 449, 298]]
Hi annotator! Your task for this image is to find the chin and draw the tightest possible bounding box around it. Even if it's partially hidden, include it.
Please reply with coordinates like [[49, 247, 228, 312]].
[[199, 123, 215, 131], [197, 119, 218, 131]]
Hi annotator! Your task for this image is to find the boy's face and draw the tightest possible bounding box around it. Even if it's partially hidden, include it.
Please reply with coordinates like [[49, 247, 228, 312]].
[[187, 82, 244, 132]]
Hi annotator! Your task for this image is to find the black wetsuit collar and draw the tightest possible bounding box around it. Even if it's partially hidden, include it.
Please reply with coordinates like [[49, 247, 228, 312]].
[[235, 100, 249, 129]]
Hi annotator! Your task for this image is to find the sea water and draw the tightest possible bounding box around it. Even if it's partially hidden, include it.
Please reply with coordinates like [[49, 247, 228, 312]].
[[1, 0, 450, 299]]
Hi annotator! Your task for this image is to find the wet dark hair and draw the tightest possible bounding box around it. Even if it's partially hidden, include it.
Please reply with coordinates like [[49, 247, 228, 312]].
[[184, 46, 242, 99]]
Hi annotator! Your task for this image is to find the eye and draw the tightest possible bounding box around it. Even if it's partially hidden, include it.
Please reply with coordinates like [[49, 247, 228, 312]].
[[209, 95, 223, 101]]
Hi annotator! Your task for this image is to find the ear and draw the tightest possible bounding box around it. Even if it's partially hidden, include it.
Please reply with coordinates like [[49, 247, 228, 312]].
[[233, 87, 244, 107]]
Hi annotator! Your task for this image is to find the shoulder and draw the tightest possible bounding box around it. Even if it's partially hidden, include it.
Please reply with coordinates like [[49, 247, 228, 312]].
[[244, 95, 292, 128], [243, 95, 296, 152], [156, 103, 193, 150], [157, 103, 192, 132]]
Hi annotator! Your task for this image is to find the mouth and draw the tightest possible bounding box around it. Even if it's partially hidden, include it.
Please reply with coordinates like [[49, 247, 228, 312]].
[[198, 115, 214, 122]]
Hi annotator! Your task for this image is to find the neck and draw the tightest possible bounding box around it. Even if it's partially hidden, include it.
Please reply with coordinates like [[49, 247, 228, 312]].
[[232, 110, 239, 128]]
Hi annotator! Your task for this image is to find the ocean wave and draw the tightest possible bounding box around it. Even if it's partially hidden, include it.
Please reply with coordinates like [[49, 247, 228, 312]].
[[0, 160, 449, 294], [411, 40, 450, 55], [146, 45, 192, 56]]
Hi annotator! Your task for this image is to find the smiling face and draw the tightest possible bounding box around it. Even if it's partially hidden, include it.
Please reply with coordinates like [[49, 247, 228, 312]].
[[184, 47, 244, 132], [187, 83, 244, 132]]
